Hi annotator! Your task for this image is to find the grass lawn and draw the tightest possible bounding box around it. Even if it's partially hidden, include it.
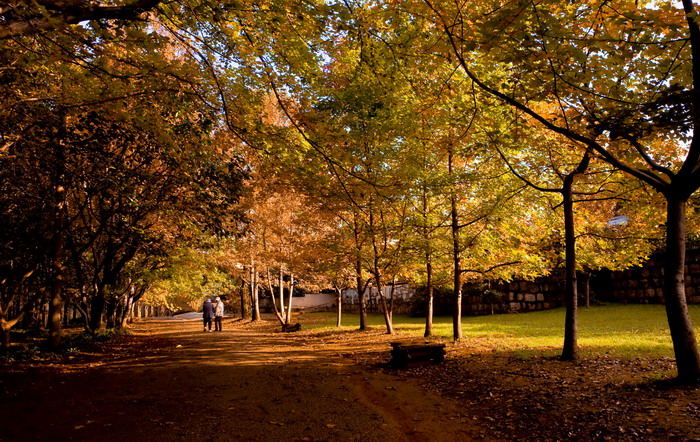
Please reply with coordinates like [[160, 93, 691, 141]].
[[299, 303, 700, 359]]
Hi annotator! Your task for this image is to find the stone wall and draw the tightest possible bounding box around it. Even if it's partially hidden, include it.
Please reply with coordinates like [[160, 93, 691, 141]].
[[463, 277, 567, 316], [461, 249, 700, 316], [594, 249, 700, 304]]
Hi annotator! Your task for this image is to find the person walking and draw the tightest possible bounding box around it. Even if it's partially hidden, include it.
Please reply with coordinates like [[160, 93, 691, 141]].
[[202, 298, 214, 332], [213, 296, 224, 331]]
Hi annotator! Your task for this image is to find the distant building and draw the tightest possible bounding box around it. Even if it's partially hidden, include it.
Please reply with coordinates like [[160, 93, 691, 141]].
[[259, 292, 336, 312], [342, 283, 414, 305], [258, 283, 416, 313]]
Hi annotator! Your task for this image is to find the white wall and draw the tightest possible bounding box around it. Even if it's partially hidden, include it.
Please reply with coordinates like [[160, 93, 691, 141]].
[[259, 292, 337, 311]]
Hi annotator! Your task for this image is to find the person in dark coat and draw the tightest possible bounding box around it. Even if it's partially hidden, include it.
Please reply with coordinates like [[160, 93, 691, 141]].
[[202, 298, 214, 332]]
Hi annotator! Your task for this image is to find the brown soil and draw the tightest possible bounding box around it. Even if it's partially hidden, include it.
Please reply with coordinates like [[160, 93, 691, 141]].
[[1, 316, 699, 441]]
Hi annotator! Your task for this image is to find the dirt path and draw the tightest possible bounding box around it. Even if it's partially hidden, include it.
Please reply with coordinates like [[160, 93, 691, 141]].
[[0, 318, 476, 441], [4, 315, 700, 441]]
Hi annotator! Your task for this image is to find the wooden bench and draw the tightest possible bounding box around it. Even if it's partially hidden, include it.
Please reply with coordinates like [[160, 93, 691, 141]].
[[389, 342, 446, 368], [281, 322, 302, 332]]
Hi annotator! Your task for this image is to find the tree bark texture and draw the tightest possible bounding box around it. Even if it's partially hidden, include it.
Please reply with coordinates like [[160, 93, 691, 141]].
[[449, 150, 462, 341], [1, 325, 10, 352], [279, 268, 285, 319], [265, 268, 285, 325], [354, 213, 367, 330], [663, 195, 700, 382], [335, 287, 342, 328], [369, 197, 393, 335], [579, 271, 591, 309], [560, 175, 578, 361], [240, 279, 248, 319], [250, 265, 260, 321], [285, 274, 294, 326], [90, 289, 105, 332], [425, 258, 434, 338], [424, 182, 434, 337]]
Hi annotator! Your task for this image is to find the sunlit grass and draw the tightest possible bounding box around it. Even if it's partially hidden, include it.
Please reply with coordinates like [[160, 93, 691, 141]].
[[298, 304, 700, 359]]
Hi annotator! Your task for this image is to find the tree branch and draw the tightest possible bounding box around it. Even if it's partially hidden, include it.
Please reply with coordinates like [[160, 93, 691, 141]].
[[0, 0, 161, 39], [461, 261, 522, 275], [422, 0, 672, 191]]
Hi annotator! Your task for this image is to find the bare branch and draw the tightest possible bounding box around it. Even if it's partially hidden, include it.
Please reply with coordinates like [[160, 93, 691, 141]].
[[461, 261, 522, 275]]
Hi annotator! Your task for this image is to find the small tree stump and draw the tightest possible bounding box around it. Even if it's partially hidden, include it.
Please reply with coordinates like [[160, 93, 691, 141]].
[[389, 342, 446, 368]]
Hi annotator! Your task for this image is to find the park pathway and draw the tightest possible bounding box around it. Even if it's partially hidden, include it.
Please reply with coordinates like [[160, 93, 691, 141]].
[[0, 317, 475, 442]]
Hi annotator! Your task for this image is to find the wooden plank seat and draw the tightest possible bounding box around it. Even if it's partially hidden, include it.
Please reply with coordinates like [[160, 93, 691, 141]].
[[389, 342, 446, 368], [281, 322, 302, 332]]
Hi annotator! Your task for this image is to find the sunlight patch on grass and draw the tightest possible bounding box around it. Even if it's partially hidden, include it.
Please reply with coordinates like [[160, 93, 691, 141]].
[[299, 304, 700, 359]]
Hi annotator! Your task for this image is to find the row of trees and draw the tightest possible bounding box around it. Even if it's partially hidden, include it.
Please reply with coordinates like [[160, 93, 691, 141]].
[[210, 0, 700, 383], [218, 3, 660, 334], [0, 10, 246, 349], [3, 0, 700, 383]]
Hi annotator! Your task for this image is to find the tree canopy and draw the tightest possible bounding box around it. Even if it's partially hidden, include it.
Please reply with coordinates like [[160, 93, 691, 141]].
[[3, 0, 700, 382]]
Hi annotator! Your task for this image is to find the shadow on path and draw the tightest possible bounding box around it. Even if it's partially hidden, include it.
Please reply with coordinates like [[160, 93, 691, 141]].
[[0, 318, 474, 442]]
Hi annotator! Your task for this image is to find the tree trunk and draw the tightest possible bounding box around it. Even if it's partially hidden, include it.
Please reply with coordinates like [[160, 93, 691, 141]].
[[126, 297, 134, 325], [48, 107, 67, 349], [106, 297, 117, 329], [355, 259, 367, 330], [449, 149, 462, 341], [580, 271, 591, 309], [240, 279, 247, 319], [663, 194, 700, 383], [47, 215, 65, 348], [425, 251, 434, 338], [561, 175, 578, 361], [41, 302, 47, 330], [335, 287, 342, 328], [368, 193, 393, 335], [389, 276, 396, 324], [1, 310, 30, 352], [451, 231, 462, 341], [252, 283, 260, 321], [74, 301, 91, 331], [279, 266, 285, 320], [47, 283, 63, 348], [422, 183, 434, 337], [374, 277, 394, 334], [353, 212, 368, 330], [561, 152, 590, 361], [251, 266, 261, 321], [265, 268, 285, 324], [371, 251, 392, 334], [356, 258, 367, 330], [285, 274, 294, 326], [116, 296, 129, 328], [89, 288, 105, 332], [1, 326, 9, 353]]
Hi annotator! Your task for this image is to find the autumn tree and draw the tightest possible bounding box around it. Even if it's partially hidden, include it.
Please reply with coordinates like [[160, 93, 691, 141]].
[[0, 0, 161, 39], [418, 0, 700, 382], [496, 119, 664, 359], [0, 12, 246, 345]]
